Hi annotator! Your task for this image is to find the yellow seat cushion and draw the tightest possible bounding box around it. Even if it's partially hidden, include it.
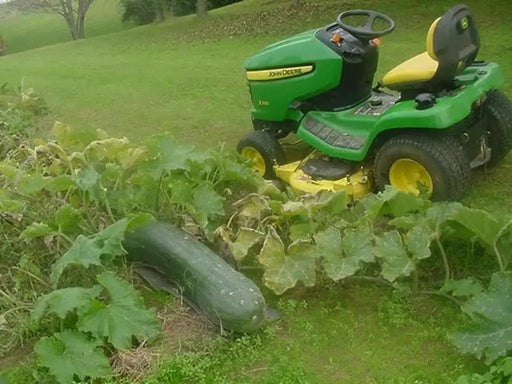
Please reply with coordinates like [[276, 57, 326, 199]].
[[381, 52, 439, 89]]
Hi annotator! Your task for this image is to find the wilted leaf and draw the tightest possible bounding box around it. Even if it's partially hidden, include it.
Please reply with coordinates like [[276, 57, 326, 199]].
[[20, 222, 53, 239], [451, 272, 512, 364], [231, 227, 264, 261], [32, 286, 102, 321], [34, 330, 111, 384], [78, 272, 161, 349], [258, 227, 317, 294], [374, 230, 414, 282]]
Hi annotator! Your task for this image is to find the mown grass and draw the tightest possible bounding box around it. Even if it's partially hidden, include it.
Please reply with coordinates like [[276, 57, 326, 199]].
[[0, 0, 135, 54], [0, 0, 511, 382]]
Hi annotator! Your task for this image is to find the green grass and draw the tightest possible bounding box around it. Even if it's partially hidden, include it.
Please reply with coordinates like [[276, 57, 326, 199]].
[[0, 0, 511, 381], [0, 0, 135, 54], [133, 284, 481, 384]]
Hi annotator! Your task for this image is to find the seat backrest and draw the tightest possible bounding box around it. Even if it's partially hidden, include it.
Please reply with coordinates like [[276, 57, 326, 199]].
[[425, 4, 480, 86]]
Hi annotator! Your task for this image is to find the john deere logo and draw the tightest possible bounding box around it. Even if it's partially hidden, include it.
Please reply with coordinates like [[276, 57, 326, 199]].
[[246, 65, 314, 81], [460, 17, 469, 30]]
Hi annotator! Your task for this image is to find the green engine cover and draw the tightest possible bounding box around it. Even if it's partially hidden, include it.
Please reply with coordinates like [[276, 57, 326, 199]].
[[245, 30, 342, 122]]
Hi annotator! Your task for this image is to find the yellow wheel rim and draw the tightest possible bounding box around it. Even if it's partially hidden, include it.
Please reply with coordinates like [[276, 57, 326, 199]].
[[241, 146, 266, 176], [389, 158, 434, 196]]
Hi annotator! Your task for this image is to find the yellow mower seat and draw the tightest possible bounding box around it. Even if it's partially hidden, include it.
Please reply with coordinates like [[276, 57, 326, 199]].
[[381, 17, 442, 91], [381, 52, 438, 89]]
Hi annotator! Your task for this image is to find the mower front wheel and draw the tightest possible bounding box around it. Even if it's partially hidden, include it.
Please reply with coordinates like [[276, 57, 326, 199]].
[[374, 133, 470, 201], [484, 89, 512, 166], [237, 131, 285, 179]]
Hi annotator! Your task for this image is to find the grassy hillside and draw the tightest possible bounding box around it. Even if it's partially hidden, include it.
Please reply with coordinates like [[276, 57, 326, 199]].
[[0, 0, 510, 148], [0, 0, 134, 53]]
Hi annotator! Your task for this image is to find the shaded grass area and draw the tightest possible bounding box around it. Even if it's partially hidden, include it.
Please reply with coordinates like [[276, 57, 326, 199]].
[[127, 283, 480, 384], [0, 0, 135, 54]]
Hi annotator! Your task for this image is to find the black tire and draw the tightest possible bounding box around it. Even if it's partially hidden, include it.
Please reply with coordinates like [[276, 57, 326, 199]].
[[374, 133, 470, 201], [237, 131, 285, 179], [484, 89, 512, 166]]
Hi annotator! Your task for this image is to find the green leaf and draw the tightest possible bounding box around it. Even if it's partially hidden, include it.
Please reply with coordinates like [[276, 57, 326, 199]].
[[441, 279, 483, 298], [450, 207, 505, 247], [289, 222, 315, 241], [18, 173, 47, 195], [32, 286, 102, 321], [380, 187, 430, 217], [405, 222, 432, 260], [46, 175, 76, 193], [144, 135, 201, 178], [75, 166, 100, 197], [169, 176, 194, 206], [231, 227, 264, 261], [316, 226, 373, 281], [19, 222, 53, 239], [324, 191, 348, 215], [126, 213, 155, 232], [451, 272, 512, 364], [374, 230, 414, 282], [315, 227, 353, 280], [34, 330, 111, 384], [93, 219, 128, 260], [192, 183, 224, 219], [55, 205, 81, 232], [51, 235, 103, 286], [78, 272, 161, 349], [343, 227, 374, 263], [258, 227, 317, 295]]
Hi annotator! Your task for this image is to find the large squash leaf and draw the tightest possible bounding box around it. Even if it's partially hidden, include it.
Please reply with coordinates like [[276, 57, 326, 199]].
[[32, 286, 102, 321], [374, 230, 414, 282], [258, 227, 317, 294], [315, 226, 373, 281], [51, 235, 103, 286], [34, 330, 111, 384], [77, 272, 161, 350], [451, 272, 512, 364]]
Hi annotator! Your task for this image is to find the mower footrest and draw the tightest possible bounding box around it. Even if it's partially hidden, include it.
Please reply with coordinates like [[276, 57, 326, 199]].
[[303, 116, 365, 150]]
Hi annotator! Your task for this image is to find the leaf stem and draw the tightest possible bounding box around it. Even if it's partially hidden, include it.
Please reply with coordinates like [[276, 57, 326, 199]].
[[435, 238, 450, 284]]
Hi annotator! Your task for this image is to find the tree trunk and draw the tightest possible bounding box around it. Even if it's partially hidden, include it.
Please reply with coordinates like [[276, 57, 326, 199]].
[[196, 0, 207, 17]]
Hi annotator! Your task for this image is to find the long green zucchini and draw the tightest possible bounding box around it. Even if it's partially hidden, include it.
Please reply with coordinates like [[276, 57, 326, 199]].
[[124, 221, 267, 333]]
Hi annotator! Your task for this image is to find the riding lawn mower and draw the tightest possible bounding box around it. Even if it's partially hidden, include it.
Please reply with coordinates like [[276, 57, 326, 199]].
[[237, 4, 512, 201]]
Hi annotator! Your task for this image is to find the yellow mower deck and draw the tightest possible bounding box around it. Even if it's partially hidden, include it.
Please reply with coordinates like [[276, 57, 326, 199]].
[[274, 160, 372, 199]]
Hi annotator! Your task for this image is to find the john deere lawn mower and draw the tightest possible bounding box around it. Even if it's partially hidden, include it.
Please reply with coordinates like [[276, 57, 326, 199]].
[[237, 4, 512, 200]]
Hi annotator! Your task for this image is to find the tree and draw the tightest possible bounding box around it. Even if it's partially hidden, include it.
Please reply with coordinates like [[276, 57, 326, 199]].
[[195, 0, 206, 17], [9, 0, 95, 40]]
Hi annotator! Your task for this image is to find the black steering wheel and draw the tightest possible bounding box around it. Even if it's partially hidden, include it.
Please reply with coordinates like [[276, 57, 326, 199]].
[[336, 10, 395, 40]]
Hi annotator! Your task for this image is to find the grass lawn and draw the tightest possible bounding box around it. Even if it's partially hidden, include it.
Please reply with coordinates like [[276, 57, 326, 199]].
[[1, 0, 512, 382]]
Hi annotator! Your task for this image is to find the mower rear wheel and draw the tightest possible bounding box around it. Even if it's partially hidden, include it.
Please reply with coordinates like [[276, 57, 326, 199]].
[[374, 133, 470, 201], [484, 89, 512, 166], [237, 131, 285, 179]]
